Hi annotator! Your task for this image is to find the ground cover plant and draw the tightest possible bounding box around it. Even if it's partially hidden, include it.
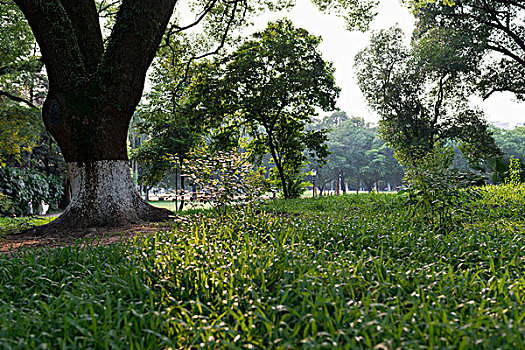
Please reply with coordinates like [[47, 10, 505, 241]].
[[1, 185, 525, 348], [0, 216, 55, 238]]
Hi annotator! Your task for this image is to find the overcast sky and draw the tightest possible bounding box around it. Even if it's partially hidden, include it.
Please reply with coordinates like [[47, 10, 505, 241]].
[[254, 0, 525, 129]]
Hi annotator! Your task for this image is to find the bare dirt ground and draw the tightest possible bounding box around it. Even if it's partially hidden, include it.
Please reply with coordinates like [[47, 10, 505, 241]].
[[0, 224, 166, 255]]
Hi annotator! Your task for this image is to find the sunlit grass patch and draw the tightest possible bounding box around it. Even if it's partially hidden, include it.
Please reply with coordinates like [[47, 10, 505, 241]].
[[0, 216, 55, 238], [1, 186, 525, 348]]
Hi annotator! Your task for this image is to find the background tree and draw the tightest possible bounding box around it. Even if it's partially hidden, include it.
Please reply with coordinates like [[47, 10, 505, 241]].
[[355, 26, 501, 166], [0, 2, 45, 164], [130, 45, 218, 210], [325, 116, 403, 192], [194, 19, 339, 198], [472, 125, 525, 184], [411, 0, 525, 101], [490, 125, 525, 162]]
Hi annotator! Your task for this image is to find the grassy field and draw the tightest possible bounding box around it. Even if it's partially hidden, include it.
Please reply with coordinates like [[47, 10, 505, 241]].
[[147, 200, 178, 210], [1, 184, 525, 348]]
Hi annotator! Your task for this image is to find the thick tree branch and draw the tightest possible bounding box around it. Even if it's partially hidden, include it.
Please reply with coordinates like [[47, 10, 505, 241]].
[[433, 73, 445, 127], [60, 0, 104, 75], [13, 0, 85, 88], [475, 1, 525, 56], [0, 90, 38, 108], [99, 0, 177, 102], [447, 3, 525, 69], [483, 86, 525, 99], [486, 42, 525, 68]]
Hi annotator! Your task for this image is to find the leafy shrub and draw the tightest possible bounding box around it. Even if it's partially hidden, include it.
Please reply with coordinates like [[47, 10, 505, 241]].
[[474, 155, 525, 185], [0, 166, 64, 216], [401, 147, 483, 230], [505, 156, 522, 186], [177, 146, 267, 216], [0, 193, 14, 216]]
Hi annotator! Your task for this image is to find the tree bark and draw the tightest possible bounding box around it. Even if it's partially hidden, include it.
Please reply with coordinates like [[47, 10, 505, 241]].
[[44, 160, 169, 231]]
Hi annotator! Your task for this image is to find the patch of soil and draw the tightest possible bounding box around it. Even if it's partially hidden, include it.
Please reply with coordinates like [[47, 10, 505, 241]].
[[0, 224, 170, 255]]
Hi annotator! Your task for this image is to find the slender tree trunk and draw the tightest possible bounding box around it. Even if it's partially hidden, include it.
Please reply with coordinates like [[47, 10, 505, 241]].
[[174, 167, 179, 211], [266, 132, 289, 198], [179, 173, 185, 211], [275, 161, 289, 199]]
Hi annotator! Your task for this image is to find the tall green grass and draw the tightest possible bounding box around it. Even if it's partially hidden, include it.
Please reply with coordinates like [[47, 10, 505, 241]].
[[0, 185, 524, 348]]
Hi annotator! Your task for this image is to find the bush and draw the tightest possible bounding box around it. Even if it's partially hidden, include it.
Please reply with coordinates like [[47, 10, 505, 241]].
[[0, 193, 14, 216], [178, 146, 267, 216], [0, 166, 64, 216], [401, 147, 483, 230]]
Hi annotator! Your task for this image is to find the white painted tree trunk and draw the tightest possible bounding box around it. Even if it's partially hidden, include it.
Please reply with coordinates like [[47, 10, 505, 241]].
[[48, 160, 170, 231]]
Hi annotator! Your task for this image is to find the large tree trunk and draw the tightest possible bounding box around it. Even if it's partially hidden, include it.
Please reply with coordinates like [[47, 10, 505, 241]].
[[46, 161, 169, 231], [13, 0, 177, 233]]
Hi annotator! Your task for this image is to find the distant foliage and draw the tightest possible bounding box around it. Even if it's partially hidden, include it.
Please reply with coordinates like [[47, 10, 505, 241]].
[[490, 125, 525, 162], [317, 115, 404, 192]]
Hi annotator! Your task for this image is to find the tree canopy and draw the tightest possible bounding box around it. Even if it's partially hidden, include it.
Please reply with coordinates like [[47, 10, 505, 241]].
[[4, 0, 377, 230], [190, 19, 339, 198], [410, 0, 525, 101], [355, 26, 501, 166]]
